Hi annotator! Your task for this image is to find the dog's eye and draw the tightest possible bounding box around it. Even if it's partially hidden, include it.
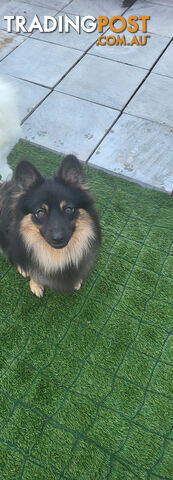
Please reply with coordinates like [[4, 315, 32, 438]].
[[63, 205, 75, 215], [35, 208, 46, 218]]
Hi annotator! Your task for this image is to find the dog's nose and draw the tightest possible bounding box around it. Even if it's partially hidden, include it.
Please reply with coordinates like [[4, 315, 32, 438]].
[[52, 231, 65, 244]]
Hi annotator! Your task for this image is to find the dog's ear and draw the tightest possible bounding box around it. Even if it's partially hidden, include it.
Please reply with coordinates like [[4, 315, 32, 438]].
[[57, 155, 86, 188], [14, 160, 43, 189]]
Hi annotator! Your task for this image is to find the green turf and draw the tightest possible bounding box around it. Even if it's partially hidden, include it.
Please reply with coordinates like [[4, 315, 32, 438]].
[[0, 140, 173, 480]]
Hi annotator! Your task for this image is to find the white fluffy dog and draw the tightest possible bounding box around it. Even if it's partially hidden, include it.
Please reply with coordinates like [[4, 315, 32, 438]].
[[0, 77, 21, 181]]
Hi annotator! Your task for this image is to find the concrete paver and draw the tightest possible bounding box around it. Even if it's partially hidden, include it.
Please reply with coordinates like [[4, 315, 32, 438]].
[[0, 38, 82, 87], [89, 114, 173, 193], [22, 90, 118, 160], [56, 54, 146, 110], [125, 73, 173, 127]]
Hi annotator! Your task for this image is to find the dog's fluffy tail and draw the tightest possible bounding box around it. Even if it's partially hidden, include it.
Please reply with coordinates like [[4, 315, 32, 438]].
[[0, 77, 21, 181]]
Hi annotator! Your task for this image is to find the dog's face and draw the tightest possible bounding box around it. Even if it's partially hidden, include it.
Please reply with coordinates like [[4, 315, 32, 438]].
[[21, 179, 83, 249], [23, 182, 79, 249], [15, 155, 94, 251]]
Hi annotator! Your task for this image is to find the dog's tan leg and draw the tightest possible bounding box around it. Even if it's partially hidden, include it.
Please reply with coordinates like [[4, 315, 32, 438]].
[[30, 278, 44, 298], [17, 265, 28, 278], [74, 280, 82, 291]]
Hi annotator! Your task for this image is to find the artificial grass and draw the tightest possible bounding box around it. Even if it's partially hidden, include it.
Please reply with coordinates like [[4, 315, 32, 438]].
[[0, 140, 173, 480]]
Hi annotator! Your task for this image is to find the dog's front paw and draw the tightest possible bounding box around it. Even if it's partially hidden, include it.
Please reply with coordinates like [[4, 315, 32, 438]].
[[30, 278, 44, 298], [74, 280, 82, 291], [17, 265, 28, 278]]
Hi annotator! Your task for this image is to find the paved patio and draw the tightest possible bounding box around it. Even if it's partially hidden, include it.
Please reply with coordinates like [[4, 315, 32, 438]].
[[0, 0, 173, 192]]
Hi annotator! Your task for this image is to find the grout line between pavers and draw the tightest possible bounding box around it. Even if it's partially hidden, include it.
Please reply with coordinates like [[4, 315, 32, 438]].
[[87, 51, 149, 70], [121, 109, 173, 128], [26, 34, 85, 52], [21, 90, 52, 124], [86, 36, 173, 163], [50, 88, 121, 111], [151, 71, 173, 80]]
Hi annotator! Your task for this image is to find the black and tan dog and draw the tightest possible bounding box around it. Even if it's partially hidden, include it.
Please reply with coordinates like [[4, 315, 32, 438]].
[[0, 155, 101, 297]]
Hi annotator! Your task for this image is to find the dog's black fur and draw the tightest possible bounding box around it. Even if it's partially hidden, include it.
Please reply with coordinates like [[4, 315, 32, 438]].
[[0, 155, 101, 296]]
